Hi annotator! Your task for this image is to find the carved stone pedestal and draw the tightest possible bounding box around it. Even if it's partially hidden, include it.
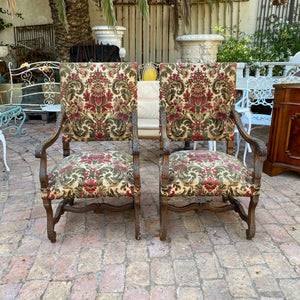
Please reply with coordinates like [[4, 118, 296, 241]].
[[92, 26, 126, 58], [176, 34, 224, 64]]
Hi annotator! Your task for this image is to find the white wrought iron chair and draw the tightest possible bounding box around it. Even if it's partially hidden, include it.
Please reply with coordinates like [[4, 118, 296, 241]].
[[233, 75, 280, 165], [245, 75, 281, 126], [236, 67, 300, 165], [8, 61, 61, 119]]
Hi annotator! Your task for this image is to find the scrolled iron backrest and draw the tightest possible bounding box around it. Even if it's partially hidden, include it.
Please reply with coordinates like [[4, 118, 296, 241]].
[[9, 61, 60, 106], [159, 63, 236, 142], [246, 76, 281, 109], [60, 62, 137, 142]]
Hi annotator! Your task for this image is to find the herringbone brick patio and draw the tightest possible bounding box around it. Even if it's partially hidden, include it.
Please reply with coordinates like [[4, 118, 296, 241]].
[[0, 120, 299, 299]]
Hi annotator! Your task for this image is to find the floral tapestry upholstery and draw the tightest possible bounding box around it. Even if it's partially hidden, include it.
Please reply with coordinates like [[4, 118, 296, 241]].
[[47, 151, 137, 200], [159, 63, 236, 142], [160, 150, 260, 197], [60, 62, 137, 142]]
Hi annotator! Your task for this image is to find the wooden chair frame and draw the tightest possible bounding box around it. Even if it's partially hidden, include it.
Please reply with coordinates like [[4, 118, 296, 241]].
[[160, 110, 267, 240], [35, 62, 141, 242], [36, 111, 141, 242]]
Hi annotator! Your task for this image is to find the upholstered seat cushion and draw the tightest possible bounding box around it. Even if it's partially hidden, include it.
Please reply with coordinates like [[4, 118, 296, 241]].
[[47, 151, 136, 199], [160, 150, 260, 197]]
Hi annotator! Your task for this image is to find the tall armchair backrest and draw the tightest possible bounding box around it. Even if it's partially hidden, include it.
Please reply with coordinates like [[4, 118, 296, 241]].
[[60, 62, 137, 142], [159, 62, 237, 142]]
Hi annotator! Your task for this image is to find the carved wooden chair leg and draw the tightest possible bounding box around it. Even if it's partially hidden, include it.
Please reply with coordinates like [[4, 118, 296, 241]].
[[160, 197, 168, 241], [43, 197, 56, 243], [159, 140, 163, 155], [246, 195, 259, 240], [134, 195, 141, 240], [184, 141, 190, 150]]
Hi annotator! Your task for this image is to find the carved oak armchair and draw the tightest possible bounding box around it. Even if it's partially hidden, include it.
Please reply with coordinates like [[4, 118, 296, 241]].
[[159, 63, 267, 241], [35, 62, 141, 242]]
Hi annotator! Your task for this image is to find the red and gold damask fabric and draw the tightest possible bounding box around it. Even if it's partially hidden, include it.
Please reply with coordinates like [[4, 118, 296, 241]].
[[160, 150, 259, 197], [159, 63, 236, 142], [60, 62, 137, 142], [47, 151, 136, 199]]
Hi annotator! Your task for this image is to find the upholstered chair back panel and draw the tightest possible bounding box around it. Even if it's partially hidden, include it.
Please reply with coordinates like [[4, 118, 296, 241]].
[[159, 63, 236, 142], [60, 62, 137, 142]]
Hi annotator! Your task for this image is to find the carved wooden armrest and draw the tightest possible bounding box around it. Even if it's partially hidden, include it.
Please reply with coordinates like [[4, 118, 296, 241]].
[[231, 110, 267, 157], [160, 111, 170, 186], [35, 113, 65, 188], [160, 111, 170, 155], [132, 110, 141, 188]]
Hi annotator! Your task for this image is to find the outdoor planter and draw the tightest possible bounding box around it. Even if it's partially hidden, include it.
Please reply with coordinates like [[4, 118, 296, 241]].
[[176, 34, 224, 64], [92, 26, 126, 58], [0, 46, 9, 58]]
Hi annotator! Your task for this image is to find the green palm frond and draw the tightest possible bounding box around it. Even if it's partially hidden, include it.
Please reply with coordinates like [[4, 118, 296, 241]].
[[102, 0, 116, 26], [180, 0, 190, 26], [7, 0, 16, 15], [137, 0, 149, 21], [54, 0, 69, 32]]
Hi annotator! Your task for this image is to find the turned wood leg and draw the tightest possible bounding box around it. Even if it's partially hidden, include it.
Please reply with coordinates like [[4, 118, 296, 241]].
[[69, 198, 75, 206], [246, 195, 259, 240], [0, 130, 10, 172], [134, 195, 141, 240], [184, 141, 190, 150], [222, 195, 229, 203], [159, 140, 163, 155], [235, 131, 241, 159], [43, 197, 56, 243], [160, 197, 168, 241]]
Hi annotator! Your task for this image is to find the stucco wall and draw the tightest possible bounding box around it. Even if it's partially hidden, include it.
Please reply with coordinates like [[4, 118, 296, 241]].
[[0, 0, 259, 65], [1, 0, 260, 45], [239, 0, 259, 34], [0, 0, 110, 45], [0, 0, 53, 45]]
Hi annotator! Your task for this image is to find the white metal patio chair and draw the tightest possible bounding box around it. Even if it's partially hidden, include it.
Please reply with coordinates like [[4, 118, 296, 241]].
[[194, 88, 251, 166]]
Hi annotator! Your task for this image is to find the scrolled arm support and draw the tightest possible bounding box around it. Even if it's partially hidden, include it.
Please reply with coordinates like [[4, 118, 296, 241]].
[[160, 111, 170, 156], [35, 113, 65, 188], [132, 110, 141, 187], [160, 111, 170, 186], [231, 110, 266, 183], [231, 110, 267, 157]]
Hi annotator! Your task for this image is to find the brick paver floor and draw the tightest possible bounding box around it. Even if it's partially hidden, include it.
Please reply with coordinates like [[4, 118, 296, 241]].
[[0, 120, 299, 299]]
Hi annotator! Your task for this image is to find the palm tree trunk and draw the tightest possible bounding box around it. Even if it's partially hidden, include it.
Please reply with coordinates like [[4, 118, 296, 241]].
[[48, 0, 92, 61]]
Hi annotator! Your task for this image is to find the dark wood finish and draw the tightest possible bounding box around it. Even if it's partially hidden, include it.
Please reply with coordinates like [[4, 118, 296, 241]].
[[35, 64, 141, 243], [263, 83, 300, 176], [159, 110, 267, 241], [35, 110, 141, 242]]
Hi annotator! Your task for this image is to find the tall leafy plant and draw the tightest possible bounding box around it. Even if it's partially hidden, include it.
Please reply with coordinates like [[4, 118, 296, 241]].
[[54, 0, 149, 29], [216, 21, 300, 75], [171, 0, 232, 39]]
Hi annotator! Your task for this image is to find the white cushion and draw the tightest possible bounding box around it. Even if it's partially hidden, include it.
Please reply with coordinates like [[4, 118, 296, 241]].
[[137, 81, 159, 100]]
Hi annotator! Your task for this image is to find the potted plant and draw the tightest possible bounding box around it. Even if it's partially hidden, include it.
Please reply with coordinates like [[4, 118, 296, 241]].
[[6, 0, 253, 62]]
